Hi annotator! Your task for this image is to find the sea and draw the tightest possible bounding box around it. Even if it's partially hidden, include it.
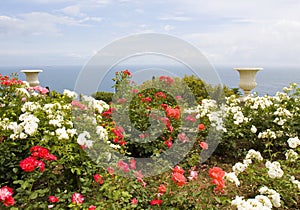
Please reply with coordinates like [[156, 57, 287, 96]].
[[1, 65, 300, 96]]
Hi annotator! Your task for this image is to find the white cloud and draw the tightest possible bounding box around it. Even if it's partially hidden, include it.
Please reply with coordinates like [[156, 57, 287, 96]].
[[0, 12, 95, 36], [61, 5, 82, 17], [183, 18, 300, 66], [164, 25, 175, 32], [159, 15, 191, 21]]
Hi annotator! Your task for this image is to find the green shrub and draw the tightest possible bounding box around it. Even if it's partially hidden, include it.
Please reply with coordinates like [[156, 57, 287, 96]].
[[92, 91, 114, 103]]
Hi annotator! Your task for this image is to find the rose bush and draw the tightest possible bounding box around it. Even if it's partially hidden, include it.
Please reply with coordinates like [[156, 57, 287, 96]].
[[0, 72, 299, 209]]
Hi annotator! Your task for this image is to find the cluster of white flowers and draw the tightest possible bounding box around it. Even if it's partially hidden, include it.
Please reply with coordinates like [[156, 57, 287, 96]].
[[206, 110, 227, 132], [245, 96, 273, 110], [259, 186, 281, 208], [21, 102, 41, 112], [290, 176, 300, 190], [232, 186, 281, 209], [282, 83, 297, 93], [96, 126, 108, 141], [233, 110, 248, 125], [196, 99, 218, 118], [77, 131, 93, 148], [82, 95, 109, 114], [245, 149, 263, 161], [287, 136, 300, 148], [232, 149, 263, 175], [265, 161, 284, 179], [258, 129, 277, 139], [19, 113, 39, 135], [273, 107, 292, 126], [4, 113, 40, 140], [55, 127, 70, 140], [224, 172, 240, 187], [232, 160, 250, 175], [231, 195, 273, 210], [285, 149, 298, 162], [196, 99, 226, 132], [225, 104, 249, 125], [63, 89, 78, 99]]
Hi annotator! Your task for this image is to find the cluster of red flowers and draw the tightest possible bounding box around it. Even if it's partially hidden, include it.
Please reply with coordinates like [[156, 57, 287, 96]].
[[150, 199, 163, 206], [49, 193, 95, 209], [0, 74, 23, 86], [93, 174, 104, 185], [208, 167, 226, 193], [159, 76, 174, 86], [48, 195, 59, 203], [0, 186, 14, 207], [123, 69, 132, 77], [102, 107, 115, 118], [171, 166, 187, 187], [112, 126, 126, 145], [155, 91, 167, 99], [162, 104, 181, 120], [19, 146, 57, 173], [141, 97, 152, 103]]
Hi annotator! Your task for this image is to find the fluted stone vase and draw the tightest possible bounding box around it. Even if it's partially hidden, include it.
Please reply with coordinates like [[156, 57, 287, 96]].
[[234, 68, 263, 98], [21, 70, 43, 87]]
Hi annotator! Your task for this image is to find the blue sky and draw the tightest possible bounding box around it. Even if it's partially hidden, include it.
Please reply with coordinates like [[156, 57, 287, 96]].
[[1, 0, 300, 67]]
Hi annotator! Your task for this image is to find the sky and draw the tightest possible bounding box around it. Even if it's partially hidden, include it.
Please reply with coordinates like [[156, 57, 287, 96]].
[[1, 0, 300, 68]]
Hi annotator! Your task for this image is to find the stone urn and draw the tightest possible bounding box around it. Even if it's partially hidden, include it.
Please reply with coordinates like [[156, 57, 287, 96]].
[[21, 70, 43, 87], [234, 68, 263, 97]]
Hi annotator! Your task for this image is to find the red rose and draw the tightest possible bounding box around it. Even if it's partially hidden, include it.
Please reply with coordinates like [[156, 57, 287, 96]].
[[48, 196, 59, 203], [165, 107, 180, 120], [209, 167, 225, 180], [0, 186, 13, 201], [123, 69, 132, 76], [158, 184, 166, 194], [3, 196, 14, 206], [198, 124, 205, 130], [172, 165, 185, 174], [164, 140, 172, 148], [150, 199, 163, 206], [88, 205, 97, 210], [171, 172, 186, 187], [20, 156, 37, 172], [209, 167, 226, 193], [131, 198, 138, 204], [200, 142, 208, 150], [93, 174, 104, 185]]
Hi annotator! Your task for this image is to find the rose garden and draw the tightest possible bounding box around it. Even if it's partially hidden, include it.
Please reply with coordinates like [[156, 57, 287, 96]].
[[0, 70, 299, 209]]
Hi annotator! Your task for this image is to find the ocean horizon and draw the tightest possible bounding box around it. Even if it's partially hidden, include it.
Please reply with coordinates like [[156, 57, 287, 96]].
[[1, 65, 299, 96]]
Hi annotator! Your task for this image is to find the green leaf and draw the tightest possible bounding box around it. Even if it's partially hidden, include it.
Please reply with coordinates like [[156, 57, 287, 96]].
[[29, 191, 38, 200], [12, 168, 18, 173]]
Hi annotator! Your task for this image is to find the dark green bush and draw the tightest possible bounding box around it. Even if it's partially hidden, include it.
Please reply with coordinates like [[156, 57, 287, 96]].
[[92, 91, 114, 103]]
